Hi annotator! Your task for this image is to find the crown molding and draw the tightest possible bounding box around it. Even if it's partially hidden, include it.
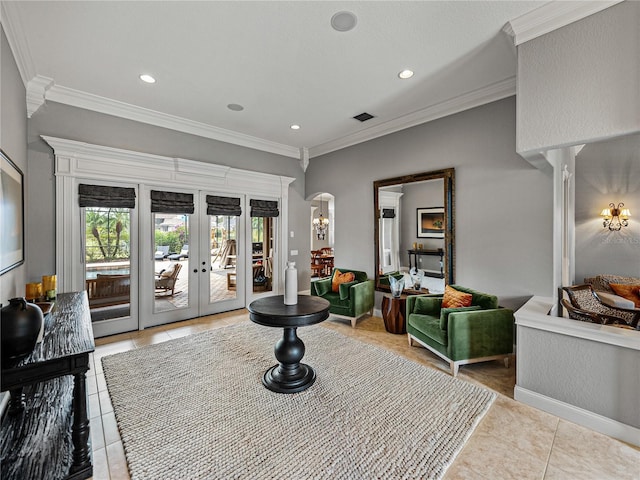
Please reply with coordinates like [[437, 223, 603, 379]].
[[505, 0, 624, 46], [42, 84, 300, 159], [26, 75, 53, 117], [299, 147, 310, 172], [309, 77, 516, 158], [1, 1, 36, 85]]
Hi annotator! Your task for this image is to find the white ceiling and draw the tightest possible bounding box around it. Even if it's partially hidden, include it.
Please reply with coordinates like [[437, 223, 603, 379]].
[[2, 1, 612, 160]]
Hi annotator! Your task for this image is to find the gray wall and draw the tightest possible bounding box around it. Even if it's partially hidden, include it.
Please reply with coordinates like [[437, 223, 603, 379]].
[[517, 1, 640, 155], [574, 133, 640, 282], [1, 26, 27, 305], [26, 102, 310, 283], [518, 326, 639, 429], [306, 96, 553, 309]]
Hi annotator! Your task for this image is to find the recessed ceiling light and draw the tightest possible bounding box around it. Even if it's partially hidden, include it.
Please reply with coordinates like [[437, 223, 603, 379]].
[[398, 69, 414, 79], [331, 11, 357, 32], [227, 103, 244, 111], [139, 74, 156, 84], [290, 124, 301, 130]]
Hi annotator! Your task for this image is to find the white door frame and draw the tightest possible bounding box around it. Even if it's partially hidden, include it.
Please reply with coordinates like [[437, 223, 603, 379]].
[[46, 136, 294, 334]]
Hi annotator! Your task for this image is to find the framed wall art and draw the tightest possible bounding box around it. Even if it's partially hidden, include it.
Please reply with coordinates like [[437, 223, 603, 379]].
[[417, 207, 444, 238], [1, 149, 24, 275]]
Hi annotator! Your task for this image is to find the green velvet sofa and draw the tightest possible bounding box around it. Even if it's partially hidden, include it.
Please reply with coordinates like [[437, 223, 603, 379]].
[[406, 285, 514, 376], [310, 268, 375, 328]]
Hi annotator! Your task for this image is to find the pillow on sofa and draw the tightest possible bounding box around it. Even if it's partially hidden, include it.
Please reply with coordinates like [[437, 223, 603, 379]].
[[440, 306, 482, 330], [313, 278, 332, 297], [339, 280, 358, 300], [414, 296, 442, 315], [442, 285, 473, 308], [609, 283, 640, 308], [332, 269, 356, 293]]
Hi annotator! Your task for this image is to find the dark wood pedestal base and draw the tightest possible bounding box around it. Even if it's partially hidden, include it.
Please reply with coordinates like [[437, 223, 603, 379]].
[[263, 327, 316, 393]]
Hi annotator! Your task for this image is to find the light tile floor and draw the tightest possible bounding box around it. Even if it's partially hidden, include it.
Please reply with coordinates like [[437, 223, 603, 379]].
[[88, 312, 640, 479]]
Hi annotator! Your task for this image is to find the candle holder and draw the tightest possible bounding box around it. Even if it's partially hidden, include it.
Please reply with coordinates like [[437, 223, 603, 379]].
[[25, 282, 43, 303], [42, 275, 57, 301]]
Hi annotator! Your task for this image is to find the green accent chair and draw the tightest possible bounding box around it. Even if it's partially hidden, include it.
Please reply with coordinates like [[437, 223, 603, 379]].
[[311, 268, 375, 328], [406, 285, 514, 376]]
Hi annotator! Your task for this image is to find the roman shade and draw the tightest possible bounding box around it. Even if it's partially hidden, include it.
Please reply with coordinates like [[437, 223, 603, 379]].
[[250, 199, 279, 217], [206, 195, 241, 216], [78, 184, 136, 208], [150, 190, 194, 214]]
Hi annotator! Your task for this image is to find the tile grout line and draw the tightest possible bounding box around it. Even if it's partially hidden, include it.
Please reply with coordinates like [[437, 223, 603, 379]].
[[541, 418, 561, 479]]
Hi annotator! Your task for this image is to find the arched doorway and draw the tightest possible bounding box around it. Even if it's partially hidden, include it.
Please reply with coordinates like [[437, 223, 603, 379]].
[[310, 192, 334, 279]]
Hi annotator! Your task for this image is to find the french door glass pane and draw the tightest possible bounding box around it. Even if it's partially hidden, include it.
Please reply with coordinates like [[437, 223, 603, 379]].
[[84, 207, 131, 322], [209, 215, 238, 302], [153, 213, 189, 313], [251, 216, 273, 293]]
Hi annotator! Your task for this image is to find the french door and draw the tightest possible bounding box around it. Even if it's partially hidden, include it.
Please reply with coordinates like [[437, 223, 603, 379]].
[[142, 190, 278, 329]]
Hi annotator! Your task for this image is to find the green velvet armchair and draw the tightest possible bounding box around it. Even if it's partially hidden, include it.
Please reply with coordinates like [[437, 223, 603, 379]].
[[406, 285, 514, 376], [310, 268, 375, 328]]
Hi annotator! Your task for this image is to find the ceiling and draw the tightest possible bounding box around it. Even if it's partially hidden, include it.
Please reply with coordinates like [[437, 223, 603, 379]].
[[2, 1, 600, 161]]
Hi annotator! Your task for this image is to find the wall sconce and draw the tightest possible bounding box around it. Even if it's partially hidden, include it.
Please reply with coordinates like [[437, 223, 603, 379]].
[[600, 202, 631, 231]]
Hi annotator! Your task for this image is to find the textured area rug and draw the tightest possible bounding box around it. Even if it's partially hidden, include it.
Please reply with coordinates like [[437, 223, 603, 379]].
[[102, 323, 496, 479]]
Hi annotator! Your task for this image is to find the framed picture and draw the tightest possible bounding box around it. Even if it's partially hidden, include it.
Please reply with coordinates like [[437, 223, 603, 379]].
[[1, 149, 24, 275], [417, 207, 444, 238]]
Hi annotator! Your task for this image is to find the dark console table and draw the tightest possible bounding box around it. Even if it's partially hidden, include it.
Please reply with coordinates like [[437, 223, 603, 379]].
[[1, 291, 95, 480], [407, 249, 445, 278], [248, 295, 330, 394]]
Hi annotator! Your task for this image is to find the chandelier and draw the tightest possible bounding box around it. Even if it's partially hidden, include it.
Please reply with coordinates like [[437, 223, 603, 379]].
[[600, 202, 631, 231], [313, 195, 330, 240]]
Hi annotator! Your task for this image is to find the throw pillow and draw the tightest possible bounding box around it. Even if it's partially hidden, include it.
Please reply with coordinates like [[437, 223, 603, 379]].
[[442, 285, 473, 308], [339, 280, 358, 301], [160, 265, 175, 278], [414, 296, 442, 315], [439, 305, 482, 330], [332, 269, 356, 293], [314, 279, 332, 297], [608, 283, 640, 308]]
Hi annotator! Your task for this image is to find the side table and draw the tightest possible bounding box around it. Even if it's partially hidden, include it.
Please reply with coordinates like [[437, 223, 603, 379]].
[[381, 295, 407, 334], [248, 295, 330, 393]]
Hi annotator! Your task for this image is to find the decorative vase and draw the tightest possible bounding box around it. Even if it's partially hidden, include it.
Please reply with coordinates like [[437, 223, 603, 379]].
[[284, 261, 298, 305], [388, 275, 405, 298], [410, 268, 424, 290], [1, 298, 44, 364]]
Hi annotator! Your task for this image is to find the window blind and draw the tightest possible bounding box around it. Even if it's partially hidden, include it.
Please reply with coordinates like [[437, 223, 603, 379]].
[[150, 190, 194, 214], [250, 199, 279, 217], [206, 195, 241, 216], [78, 184, 136, 208]]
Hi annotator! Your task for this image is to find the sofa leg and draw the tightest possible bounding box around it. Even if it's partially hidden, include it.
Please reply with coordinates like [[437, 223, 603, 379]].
[[407, 334, 413, 346], [350, 317, 357, 328], [504, 356, 510, 369], [450, 362, 459, 377]]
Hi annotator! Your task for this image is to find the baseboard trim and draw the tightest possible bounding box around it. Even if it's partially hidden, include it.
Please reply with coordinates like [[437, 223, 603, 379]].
[[514, 386, 640, 447]]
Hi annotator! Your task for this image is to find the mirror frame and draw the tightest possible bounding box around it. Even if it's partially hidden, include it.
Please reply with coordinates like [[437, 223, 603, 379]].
[[374, 168, 455, 293]]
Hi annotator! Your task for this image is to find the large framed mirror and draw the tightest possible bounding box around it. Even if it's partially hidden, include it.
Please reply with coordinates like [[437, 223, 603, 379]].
[[374, 168, 455, 294]]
